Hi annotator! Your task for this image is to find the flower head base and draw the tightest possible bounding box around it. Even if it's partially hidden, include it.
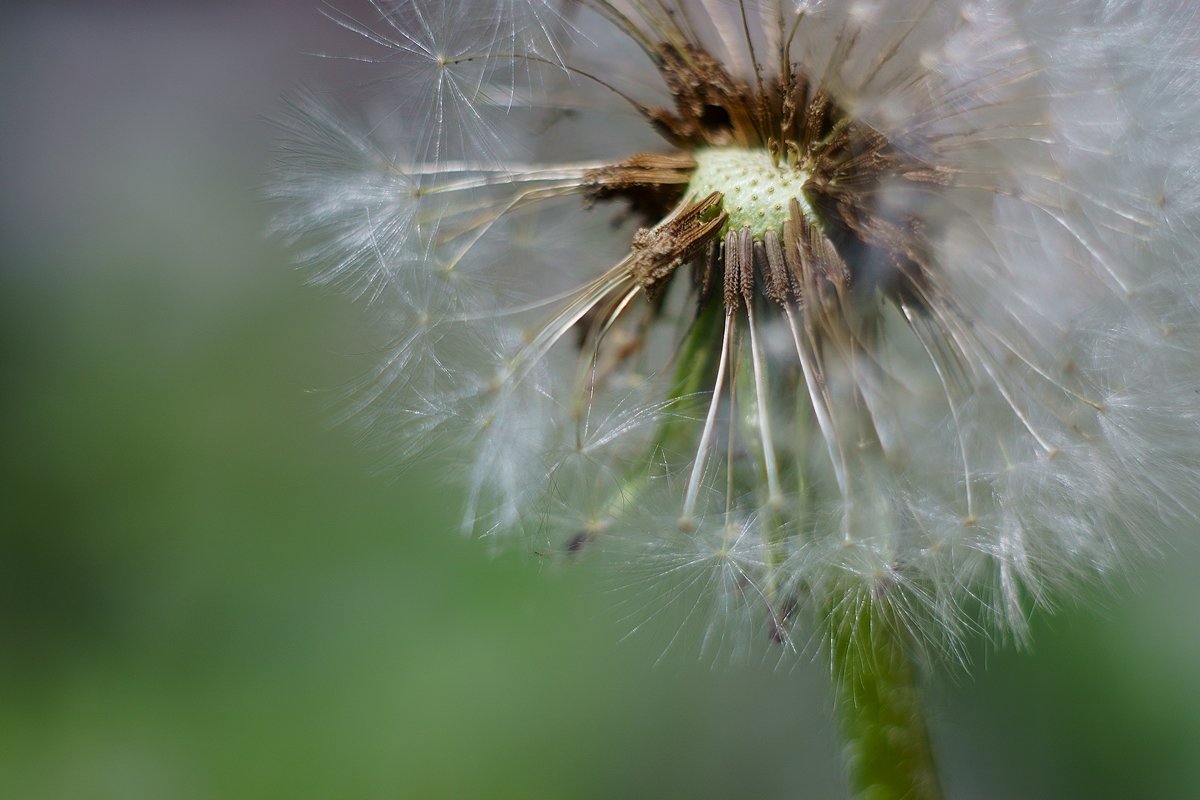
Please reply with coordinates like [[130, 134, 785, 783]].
[[686, 148, 811, 236], [271, 0, 1200, 660]]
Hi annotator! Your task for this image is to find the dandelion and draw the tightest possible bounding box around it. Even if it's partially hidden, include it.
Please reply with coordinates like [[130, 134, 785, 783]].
[[271, 1, 1200, 795]]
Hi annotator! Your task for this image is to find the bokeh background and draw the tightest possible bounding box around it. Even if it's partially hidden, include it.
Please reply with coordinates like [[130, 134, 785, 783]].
[[3, 2, 1200, 798]]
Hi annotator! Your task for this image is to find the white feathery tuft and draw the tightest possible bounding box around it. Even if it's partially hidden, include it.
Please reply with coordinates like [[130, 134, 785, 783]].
[[271, 0, 1200, 661]]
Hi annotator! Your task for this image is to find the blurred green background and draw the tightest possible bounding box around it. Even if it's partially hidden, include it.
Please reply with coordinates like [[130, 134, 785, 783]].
[[2, 3, 1199, 798]]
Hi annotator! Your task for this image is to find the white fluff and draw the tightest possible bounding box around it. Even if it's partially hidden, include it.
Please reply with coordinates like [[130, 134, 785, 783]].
[[271, 0, 1200, 659]]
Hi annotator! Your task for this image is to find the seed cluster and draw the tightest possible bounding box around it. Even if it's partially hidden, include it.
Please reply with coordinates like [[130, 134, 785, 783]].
[[271, 0, 1200, 665], [583, 38, 943, 320]]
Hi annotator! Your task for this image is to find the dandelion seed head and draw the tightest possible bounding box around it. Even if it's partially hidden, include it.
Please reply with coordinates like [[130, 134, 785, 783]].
[[272, 0, 1200, 661]]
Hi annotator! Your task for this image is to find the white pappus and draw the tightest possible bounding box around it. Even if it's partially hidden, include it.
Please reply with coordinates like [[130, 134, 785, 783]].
[[269, 0, 1200, 661]]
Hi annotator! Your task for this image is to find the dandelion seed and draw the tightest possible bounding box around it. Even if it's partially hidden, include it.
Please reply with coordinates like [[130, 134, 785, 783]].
[[272, 1, 1200, 794]]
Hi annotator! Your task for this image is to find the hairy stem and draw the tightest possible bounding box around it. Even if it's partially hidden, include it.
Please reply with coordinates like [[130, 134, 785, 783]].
[[828, 593, 942, 800]]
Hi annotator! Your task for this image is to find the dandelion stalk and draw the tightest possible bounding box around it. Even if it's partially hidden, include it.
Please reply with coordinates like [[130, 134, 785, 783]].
[[828, 592, 941, 800]]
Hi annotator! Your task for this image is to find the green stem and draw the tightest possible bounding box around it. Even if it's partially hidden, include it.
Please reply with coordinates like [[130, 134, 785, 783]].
[[604, 301, 724, 512], [828, 593, 942, 800]]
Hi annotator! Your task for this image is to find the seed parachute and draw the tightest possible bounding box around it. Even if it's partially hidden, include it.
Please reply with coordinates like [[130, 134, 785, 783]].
[[271, 0, 1200, 660]]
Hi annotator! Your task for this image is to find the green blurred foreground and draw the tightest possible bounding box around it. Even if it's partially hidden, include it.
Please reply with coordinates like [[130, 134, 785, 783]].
[[2, 4, 1200, 799]]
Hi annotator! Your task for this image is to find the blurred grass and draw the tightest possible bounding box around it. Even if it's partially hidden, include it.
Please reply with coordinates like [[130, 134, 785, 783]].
[[2, 3, 1200, 799]]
